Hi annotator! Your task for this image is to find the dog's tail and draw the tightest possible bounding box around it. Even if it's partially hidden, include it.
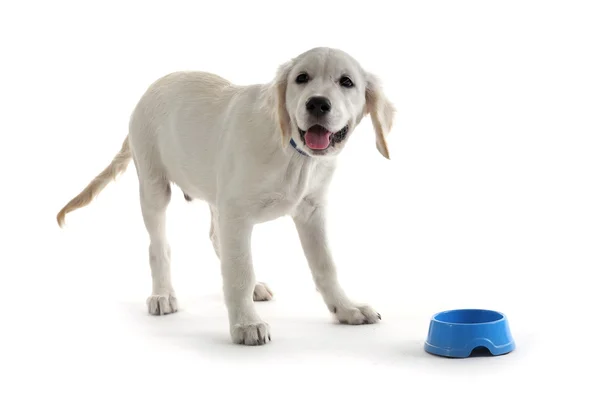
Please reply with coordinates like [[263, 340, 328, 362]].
[[56, 136, 132, 228]]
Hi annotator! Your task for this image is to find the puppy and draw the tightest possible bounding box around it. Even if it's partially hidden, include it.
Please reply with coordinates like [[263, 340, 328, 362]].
[[57, 47, 395, 345]]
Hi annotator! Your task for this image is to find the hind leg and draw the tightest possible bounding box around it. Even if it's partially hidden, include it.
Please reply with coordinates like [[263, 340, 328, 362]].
[[140, 177, 178, 315], [209, 205, 273, 302]]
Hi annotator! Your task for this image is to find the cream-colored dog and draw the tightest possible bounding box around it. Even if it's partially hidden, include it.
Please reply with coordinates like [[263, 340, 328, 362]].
[[57, 47, 395, 345]]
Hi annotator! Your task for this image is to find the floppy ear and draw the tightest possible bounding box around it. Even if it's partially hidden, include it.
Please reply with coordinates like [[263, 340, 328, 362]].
[[365, 73, 395, 159], [273, 61, 293, 148]]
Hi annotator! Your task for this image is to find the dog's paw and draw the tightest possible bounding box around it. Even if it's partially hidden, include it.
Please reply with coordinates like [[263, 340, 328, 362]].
[[332, 304, 381, 325], [231, 322, 271, 346], [253, 282, 273, 302], [146, 294, 178, 315]]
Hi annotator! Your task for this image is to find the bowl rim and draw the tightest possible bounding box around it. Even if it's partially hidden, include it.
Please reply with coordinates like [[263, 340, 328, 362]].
[[431, 308, 506, 326]]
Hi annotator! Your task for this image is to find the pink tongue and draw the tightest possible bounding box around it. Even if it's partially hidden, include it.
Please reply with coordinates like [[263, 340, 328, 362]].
[[305, 127, 332, 150]]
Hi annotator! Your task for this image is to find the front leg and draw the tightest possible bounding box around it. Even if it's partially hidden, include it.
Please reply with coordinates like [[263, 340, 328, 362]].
[[210, 205, 273, 302], [218, 213, 270, 345], [293, 198, 381, 325]]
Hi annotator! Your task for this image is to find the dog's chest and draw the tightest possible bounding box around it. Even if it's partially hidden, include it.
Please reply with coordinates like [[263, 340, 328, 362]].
[[255, 159, 333, 221]]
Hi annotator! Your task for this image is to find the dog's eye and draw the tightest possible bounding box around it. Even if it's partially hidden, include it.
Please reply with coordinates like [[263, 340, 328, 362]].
[[295, 73, 309, 84], [339, 76, 354, 88]]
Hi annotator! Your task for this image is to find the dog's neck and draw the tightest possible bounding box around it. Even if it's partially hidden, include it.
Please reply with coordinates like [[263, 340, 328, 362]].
[[289, 138, 309, 157]]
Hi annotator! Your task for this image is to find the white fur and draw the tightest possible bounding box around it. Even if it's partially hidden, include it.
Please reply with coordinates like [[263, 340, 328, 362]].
[[57, 47, 395, 345]]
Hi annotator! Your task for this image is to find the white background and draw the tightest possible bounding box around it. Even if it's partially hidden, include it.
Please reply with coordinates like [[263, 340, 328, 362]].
[[2, 1, 599, 402]]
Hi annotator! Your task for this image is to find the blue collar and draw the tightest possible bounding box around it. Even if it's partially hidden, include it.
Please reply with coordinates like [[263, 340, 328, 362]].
[[290, 138, 309, 156]]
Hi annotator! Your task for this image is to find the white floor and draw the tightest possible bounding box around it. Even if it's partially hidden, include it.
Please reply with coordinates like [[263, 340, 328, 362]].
[[5, 183, 598, 402]]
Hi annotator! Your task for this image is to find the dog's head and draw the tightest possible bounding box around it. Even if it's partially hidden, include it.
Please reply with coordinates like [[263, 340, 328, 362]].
[[272, 47, 395, 158]]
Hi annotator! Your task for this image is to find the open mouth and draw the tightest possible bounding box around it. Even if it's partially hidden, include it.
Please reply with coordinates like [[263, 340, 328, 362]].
[[298, 124, 349, 151]]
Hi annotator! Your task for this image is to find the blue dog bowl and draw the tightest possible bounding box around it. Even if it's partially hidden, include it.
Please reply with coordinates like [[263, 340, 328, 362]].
[[424, 309, 515, 358]]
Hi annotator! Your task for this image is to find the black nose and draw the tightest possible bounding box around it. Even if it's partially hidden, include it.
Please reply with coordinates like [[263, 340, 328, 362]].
[[305, 96, 331, 117]]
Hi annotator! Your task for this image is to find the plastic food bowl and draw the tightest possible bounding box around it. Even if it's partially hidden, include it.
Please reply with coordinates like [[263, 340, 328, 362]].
[[424, 309, 515, 358]]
